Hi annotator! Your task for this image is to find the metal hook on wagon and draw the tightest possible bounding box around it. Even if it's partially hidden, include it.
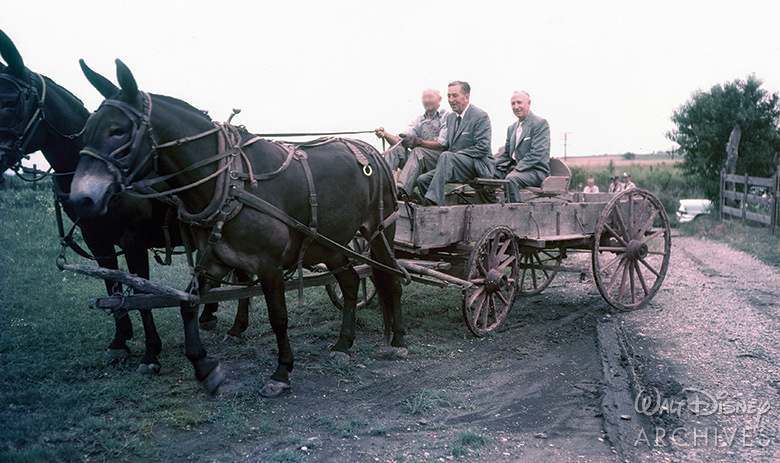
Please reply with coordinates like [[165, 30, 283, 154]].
[[363, 164, 373, 177]]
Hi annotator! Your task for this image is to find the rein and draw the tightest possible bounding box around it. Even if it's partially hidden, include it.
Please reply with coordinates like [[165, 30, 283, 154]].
[[0, 72, 86, 171]]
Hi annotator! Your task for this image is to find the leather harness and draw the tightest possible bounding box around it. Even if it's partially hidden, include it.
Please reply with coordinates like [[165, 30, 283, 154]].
[[79, 93, 407, 303]]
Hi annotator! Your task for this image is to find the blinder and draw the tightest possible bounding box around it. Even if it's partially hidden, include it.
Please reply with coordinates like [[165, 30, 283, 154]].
[[79, 91, 158, 187], [0, 72, 46, 166]]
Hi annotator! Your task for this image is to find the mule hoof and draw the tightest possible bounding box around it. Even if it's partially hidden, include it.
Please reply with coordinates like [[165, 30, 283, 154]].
[[379, 346, 409, 359], [200, 319, 217, 331], [392, 347, 409, 359], [329, 350, 351, 365], [221, 334, 243, 344], [105, 348, 130, 363], [202, 364, 225, 395], [136, 363, 161, 375], [260, 379, 290, 398]]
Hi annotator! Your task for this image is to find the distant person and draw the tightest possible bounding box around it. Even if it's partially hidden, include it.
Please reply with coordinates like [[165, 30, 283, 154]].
[[621, 172, 636, 190], [494, 90, 550, 202], [583, 177, 599, 193], [416, 81, 493, 206], [374, 89, 447, 200], [608, 175, 621, 193]]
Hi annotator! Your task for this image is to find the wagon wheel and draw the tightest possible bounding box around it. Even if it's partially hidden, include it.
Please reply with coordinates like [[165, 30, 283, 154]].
[[325, 237, 377, 311], [592, 188, 671, 311], [462, 226, 520, 337], [518, 247, 563, 296]]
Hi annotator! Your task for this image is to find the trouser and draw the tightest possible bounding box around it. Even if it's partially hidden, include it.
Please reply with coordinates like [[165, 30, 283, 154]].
[[396, 147, 440, 194], [383, 144, 408, 171], [503, 168, 547, 202], [416, 151, 482, 206]]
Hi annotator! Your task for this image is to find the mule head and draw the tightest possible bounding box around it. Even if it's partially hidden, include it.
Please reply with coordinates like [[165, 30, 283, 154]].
[[70, 59, 155, 218], [0, 30, 48, 173]]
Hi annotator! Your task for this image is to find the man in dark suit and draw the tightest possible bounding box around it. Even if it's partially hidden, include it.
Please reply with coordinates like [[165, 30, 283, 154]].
[[495, 91, 550, 202], [416, 81, 493, 206]]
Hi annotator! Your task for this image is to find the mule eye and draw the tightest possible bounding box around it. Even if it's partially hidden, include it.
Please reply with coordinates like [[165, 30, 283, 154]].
[[110, 127, 126, 137]]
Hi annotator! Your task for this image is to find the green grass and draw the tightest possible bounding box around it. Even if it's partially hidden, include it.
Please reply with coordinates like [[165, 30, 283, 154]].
[[451, 429, 488, 457], [401, 389, 456, 415], [0, 187, 470, 461], [312, 416, 369, 438], [679, 215, 780, 267]]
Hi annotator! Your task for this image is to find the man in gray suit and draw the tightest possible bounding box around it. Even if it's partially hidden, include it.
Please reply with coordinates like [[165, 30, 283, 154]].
[[416, 81, 493, 206], [495, 91, 550, 202]]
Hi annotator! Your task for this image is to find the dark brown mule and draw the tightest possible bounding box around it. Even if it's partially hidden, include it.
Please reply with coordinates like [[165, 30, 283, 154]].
[[70, 60, 406, 396], [0, 30, 249, 374]]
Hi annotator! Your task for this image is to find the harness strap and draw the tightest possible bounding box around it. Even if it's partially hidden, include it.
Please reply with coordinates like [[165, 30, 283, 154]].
[[292, 148, 318, 304], [229, 187, 406, 279]]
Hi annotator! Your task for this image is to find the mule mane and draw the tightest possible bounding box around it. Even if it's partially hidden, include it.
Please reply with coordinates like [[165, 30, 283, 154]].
[[41, 74, 86, 109], [151, 94, 213, 123]]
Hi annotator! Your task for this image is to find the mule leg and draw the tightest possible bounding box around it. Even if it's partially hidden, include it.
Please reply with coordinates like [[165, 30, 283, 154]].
[[124, 248, 162, 375], [199, 301, 219, 331], [259, 272, 293, 398], [368, 232, 406, 353], [225, 270, 252, 341], [90, 241, 132, 363], [327, 256, 359, 363], [181, 275, 225, 395]]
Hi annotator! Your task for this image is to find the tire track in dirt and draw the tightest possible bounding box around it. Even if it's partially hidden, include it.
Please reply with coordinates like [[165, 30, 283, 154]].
[[616, 236, 780, 462]]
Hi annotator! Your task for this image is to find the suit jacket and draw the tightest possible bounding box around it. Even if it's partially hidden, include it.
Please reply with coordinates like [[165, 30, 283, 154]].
[[444, 105, 494, 178], [495, 112, 550, 177]]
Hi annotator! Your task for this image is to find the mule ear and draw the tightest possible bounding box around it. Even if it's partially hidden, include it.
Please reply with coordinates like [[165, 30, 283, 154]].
[[79, 59, 118, 99], [0, 29, 26, 77], [115, 59, 138, 102]]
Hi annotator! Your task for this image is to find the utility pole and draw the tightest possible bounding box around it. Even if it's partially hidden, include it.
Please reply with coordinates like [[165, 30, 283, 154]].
[[563, 132, 571, 160]]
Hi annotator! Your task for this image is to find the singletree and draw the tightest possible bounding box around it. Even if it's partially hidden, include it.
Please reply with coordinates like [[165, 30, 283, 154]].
[[667, 75, 780, 200]]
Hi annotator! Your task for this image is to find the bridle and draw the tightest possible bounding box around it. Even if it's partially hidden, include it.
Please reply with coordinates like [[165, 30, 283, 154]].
[[79, 91, 225, 192], [0, 71, 86, 169]]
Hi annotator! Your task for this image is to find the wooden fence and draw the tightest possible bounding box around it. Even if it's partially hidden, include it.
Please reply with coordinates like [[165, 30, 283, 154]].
[[719, 166, 780, 233]]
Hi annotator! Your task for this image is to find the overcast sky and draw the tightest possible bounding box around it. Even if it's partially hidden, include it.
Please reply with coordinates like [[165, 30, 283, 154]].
[[3, 0, 780, 170]]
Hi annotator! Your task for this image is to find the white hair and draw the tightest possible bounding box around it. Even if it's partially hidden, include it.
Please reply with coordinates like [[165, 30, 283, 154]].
[[512, 90, 531, 100], [422, 88, 441, 97]]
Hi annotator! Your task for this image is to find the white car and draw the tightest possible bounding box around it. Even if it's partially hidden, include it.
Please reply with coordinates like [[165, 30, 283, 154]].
[[676, 199, 712, 223]]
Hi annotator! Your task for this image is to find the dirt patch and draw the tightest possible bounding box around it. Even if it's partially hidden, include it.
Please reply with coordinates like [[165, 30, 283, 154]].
[[158, 283, 617, 462]]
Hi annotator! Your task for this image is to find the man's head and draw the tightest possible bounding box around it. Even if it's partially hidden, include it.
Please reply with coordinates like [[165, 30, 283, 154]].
[[587, 178, 595, 187], [611, 176, 619, 184], [511, 90, 531, 120], [421, 89, 442, 113], [622, 172, 631, 182], [447, 80, 470, 115]]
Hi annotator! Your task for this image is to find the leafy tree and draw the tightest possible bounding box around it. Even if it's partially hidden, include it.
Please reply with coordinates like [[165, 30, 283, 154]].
[[623, 152, 636, 160], [667, 75, 780, 200]]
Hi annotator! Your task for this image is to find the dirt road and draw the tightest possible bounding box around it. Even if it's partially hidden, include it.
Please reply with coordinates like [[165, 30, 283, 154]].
[[157, 234, 780, 462]]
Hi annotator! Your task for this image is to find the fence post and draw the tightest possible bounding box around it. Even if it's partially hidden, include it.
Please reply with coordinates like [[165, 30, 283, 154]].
[[741, 172, 748, 224], [32, 164, 37, 191], [719, 168, 725, 223], [775, 165, 780, 234]]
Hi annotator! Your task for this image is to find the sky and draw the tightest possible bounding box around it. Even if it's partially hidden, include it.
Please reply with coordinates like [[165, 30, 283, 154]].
[[3, 0, 780, 170]]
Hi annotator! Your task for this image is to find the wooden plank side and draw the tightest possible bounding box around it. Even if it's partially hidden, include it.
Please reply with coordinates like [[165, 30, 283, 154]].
[[745, 210, 772, 225], [722, 173, 776, 188], [722, 205, 742, 218], [411, 205, 469, 249]]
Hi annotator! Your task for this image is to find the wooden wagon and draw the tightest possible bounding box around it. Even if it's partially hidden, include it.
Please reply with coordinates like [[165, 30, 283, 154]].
[[61, 158, 671, 337]]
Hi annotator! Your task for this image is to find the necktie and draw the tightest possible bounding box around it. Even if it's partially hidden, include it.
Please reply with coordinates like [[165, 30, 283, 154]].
[[455, 115, 462, 133]]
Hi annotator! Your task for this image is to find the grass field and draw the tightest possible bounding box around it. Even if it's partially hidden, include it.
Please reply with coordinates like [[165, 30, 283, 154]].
[[0, 187, 471, 462], [679, 215, 780, 268]]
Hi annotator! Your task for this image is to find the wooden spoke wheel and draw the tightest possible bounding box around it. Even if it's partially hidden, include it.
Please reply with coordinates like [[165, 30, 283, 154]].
[[518, 247, 563, 296], [326, 237, 377, 311], [462, 226, 520, 337], [592, 188, 671, 311]]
